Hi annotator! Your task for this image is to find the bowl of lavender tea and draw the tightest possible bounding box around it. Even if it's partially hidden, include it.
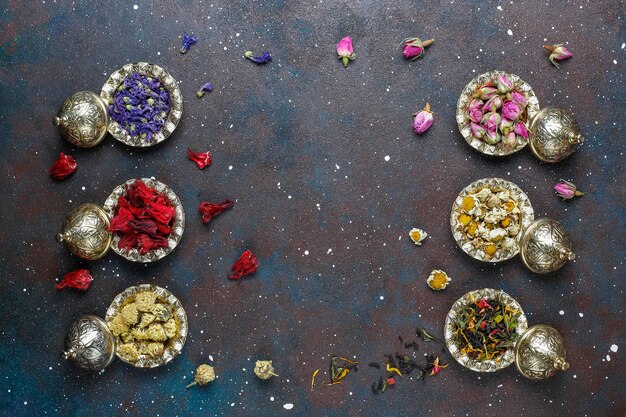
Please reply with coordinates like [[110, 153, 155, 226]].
[[444, 288, 528, 373], [456, 70, 540, 156]]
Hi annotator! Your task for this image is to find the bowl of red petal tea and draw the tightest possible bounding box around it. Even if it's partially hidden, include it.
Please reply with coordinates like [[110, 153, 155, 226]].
[[444, 288, 570, 380], [53, 62, 183, 149], [57, 178, 185, 263]]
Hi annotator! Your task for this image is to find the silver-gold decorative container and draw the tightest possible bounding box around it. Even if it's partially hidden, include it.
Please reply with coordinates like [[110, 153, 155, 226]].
[[457, 70, 584, 162], [62, 285, 187, 371], [450, 178, 576, 274], [53, 62, 182, 148], [445, 289, 569, 380], [57, 178, 185, 263]]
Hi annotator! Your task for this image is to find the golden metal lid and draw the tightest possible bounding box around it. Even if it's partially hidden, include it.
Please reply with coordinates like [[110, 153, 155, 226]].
[[528, 107, 584, 163], [515, 324, 569, 380], [61, 315, 116, 371], [56, 203, 112, 260], [53, 91, 110, 148], [519, 218, 575, 274]]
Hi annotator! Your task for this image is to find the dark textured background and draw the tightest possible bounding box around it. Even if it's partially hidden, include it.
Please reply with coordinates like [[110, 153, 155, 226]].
[[1, 1, 624, 416]]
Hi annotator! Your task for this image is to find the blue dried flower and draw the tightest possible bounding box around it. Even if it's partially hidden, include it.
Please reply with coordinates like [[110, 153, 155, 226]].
[[244, 50, 272, 65], [196, 82, 213, 98], [180, 32, 197, 54]]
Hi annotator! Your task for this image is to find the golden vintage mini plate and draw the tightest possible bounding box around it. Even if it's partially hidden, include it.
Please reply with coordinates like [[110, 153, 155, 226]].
[[444, 288, 528, 373], [105, 284, 188, 368], [100, 62, 183, 147], [102, 178, 185, 263], [450, 177, 534, 262], [456, 70, 540, 156]]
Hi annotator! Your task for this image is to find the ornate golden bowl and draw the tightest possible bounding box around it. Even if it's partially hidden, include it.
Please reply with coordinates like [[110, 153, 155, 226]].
[[450, 177, 535, 262], [105, 284, 188, 368], [456, 70, 540, 156]]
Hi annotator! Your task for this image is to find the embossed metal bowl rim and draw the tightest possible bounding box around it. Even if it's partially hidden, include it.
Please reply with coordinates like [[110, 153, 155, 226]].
[[105, 284, 188, 368], [455, 70, 540, 156], [444, 288, 528, 373], [102, 178, 185, 263], [100, 62, 183, 148], [450, 177, 535, 262]]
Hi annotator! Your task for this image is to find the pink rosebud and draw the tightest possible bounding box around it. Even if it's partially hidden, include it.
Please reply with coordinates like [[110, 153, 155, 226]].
[[413, 103, 433, 135], [544, 44, 573, 68], [502, 131, 517, 149], [509, 90, 527, 108], [482, 95, 502, 113], [475, 86, 497, 100], [470, 122, 485, 139], [500, 117, 514, 134], [554, 180, 583, 200], [483, 112, 501, 144], [514, 122, 529, 139], [496, 75, 513, 93], [469, 108, 483, 123], [501, 100, 521, 120], [469, 99, 483, 111], [400, 37, 434, 60], [337, 36, 356, 67]]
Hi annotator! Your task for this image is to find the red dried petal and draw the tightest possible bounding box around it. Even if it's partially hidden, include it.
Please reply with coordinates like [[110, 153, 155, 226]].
[[187, 148, 212, 169], [55, 269, 93, 291], [129, 219, 158, 236], [198, 199, 235, 223], [137, 234, 169, 255], [118, 231, 139, 252], [146, 200, 175, 225], [49, 152, 77, 180], [476, 299, 492, 309], [228, 250, 258, 281], [109, 206, 135, 233], [156, 223, 171, 235], [126, 181, 155, 207]]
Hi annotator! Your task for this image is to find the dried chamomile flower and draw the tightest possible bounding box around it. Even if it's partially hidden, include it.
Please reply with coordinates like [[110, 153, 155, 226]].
[[118, 343, 139, 362], [254, 360, 278, 380], [409, 228, 427, 245], [427, 270, 450, 291], [186, 364, 216, 388], [120, 303, 139, 326], [135, 291, 158, 312]]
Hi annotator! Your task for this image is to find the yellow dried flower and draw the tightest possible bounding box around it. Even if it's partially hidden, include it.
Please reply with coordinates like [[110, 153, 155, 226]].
[[254, 360, 278, 380], [427, 270, 450, 291], [186, 364, 216, 388], [409, 228, 427, 245]]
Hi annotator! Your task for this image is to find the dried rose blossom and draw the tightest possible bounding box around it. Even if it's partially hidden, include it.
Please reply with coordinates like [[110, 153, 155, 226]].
[[429, 357, 448, 376], [229, 250, 258, 281], [502, 130, 517, 149], [400, 37, 434, 60], [475, 85, 497, 100], [196, 82, 213, 98], [49, 152, 77, 180], [180, 32, 197, 54], [514, 121, 529, 139], [470, 122, 486, 139], [199, 199, 235, 223], [509, 90, 527, 108], [501, 100, 521, 120], [554, 180, 583, 200], [187, 148, 213, 170], [544, 44, 573, 68], [244, 51, 272, 64], [412, 103, 433, 135], [336, 36, 356, 67], [56, 269, 93, 291], [496, 74, 512, 94]]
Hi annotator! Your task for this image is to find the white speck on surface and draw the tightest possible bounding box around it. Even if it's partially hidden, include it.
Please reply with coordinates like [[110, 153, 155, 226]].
[[379, 295, 384, 300], [283, 403, 294, 410], [209, 355, 214, 361], [606, 355, 611, 361], [559, 310, 564, 315], [327, 248, 332, 254], [613, 59, 618, 65], [270, 397, 274, 401], [507, 29, 513, 36], [228, 166, 233, 170], [622, 43, 625, 49], [384, 155, 390, 161], [610, 344, 618, 352], [579, 312, 584, 317], [304, 250, 309, 255], [133, 4, 138, 10]]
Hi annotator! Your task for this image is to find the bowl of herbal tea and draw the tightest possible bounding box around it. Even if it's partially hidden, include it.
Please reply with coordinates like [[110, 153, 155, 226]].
[[444, 288, 528, 373]]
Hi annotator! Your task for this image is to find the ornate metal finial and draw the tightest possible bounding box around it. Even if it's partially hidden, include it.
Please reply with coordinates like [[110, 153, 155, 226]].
[[519, 218, 575, 274], [62, 315, 116, 371], [53, 91, 109, 148], [57, 203, 112, 260], [515, 324, 569, 380]]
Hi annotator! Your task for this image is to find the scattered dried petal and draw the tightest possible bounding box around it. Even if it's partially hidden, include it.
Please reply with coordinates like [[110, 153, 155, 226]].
[[228, 250, 258, 281], [180, 32, 197, 54], [199, 199, 235, 223], [244, 50, 272, 64], [55, 269, 93, 291], [196, 82, 213, 98], [49, 153, 77, 180], [187, 148, 213, 169]]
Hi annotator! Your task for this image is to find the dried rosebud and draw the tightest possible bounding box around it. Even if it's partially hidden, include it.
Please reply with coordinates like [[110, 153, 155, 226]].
[[412, 103, 433, 135], [400, 37, 434, 60], [55, 269, 93, 291], [475, 85, 497, 100], [514, 121, 529, 139], [496, 74, 513, 94], [482, 95, 502, 113], [544, 44, 573, 68], [186, 364, 215, 388], [483, 113, 501, 145], [429, 357, 448, 376], [199, 199, 235, 224], [336, 36, 356, 67], [469, 99, 483, 111], [470, 122, 486, 139], [554, 180, 583, 200], [502, 130, 517, 149], [229, 250, 259, 281], [509, 90, 527, 108], [244, 51, 272, 65], [501, 100, 521, 121], [49, 152, 77, 180], [180, 31, 197, 54], [254, 360, 278, 380], [187, 148, 213, 170], [196, 82, 213, 98], [500, 116, 514, 134]]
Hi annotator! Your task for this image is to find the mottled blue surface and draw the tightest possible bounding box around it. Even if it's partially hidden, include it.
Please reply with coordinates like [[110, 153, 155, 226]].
[[0, 1, 624, 416]]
